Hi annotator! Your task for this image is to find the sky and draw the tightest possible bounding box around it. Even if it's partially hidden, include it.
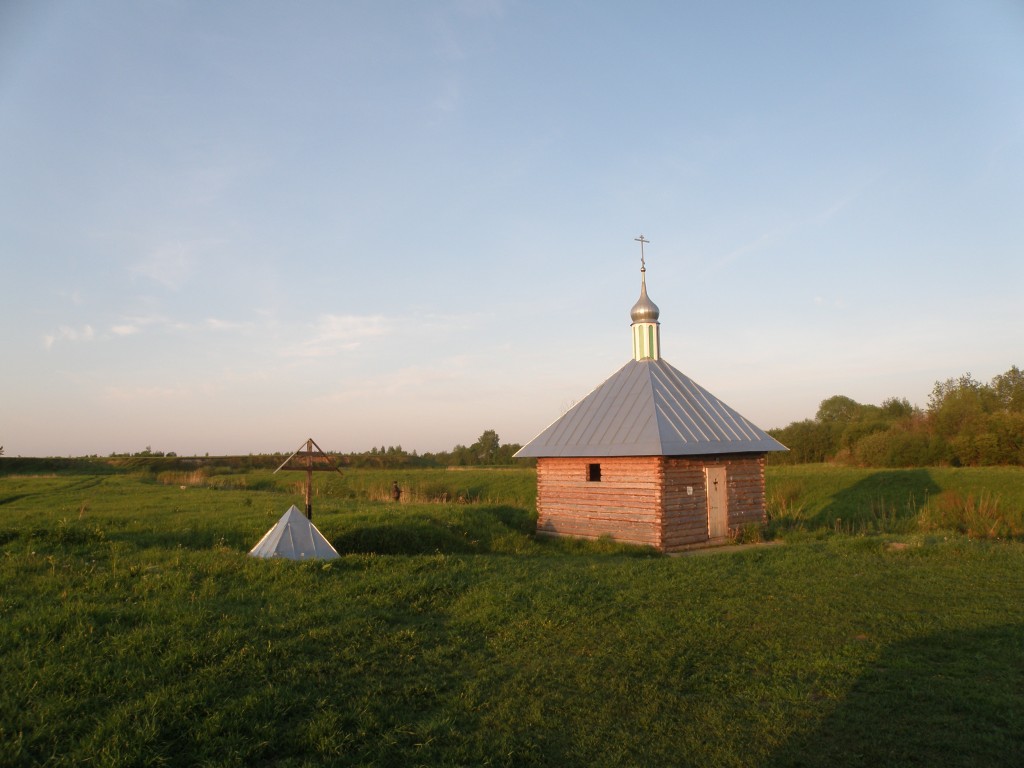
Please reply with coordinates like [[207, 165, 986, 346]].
[[1, 0, 1022, 457]]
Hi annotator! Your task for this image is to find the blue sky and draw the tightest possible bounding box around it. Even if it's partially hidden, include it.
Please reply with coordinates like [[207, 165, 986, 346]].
[[2, 0, 1022, 457]]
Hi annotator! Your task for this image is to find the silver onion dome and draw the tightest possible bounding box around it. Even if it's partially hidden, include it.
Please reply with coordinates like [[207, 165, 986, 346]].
[[630, 273, 660, 324]]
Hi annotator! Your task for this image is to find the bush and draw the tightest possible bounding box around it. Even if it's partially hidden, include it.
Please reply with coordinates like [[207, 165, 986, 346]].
[[853, 428, 932, 468], [918, 490, 1023, 539]]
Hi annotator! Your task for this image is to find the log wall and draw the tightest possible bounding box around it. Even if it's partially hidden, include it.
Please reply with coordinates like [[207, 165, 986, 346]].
[[535, 456, 663, 548], [535, 453, 767, 553], [663, 453, 767, 552]]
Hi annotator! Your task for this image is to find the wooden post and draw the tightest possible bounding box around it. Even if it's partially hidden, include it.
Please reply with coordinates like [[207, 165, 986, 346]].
[[305, 439, 313, 520]]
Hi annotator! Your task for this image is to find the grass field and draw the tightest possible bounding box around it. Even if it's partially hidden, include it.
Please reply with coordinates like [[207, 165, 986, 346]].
[[1, 464, 1023, 766], [766, 464, 1024, 539]]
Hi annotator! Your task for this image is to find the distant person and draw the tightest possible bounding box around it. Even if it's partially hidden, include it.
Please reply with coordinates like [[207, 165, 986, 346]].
[[391, 481, 401, 502]]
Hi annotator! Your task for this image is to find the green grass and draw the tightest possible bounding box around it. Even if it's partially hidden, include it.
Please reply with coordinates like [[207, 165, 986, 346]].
[[1, 467, 1023, 766], [766, 464, 1024, 539], [148, 465, 539, 509]]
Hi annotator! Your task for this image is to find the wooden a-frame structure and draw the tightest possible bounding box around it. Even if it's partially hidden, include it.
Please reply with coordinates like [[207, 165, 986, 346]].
[[274, 437, 343, 521]]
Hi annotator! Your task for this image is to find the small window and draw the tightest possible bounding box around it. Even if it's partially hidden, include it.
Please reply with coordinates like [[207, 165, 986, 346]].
[[587, 463, 602, 482]]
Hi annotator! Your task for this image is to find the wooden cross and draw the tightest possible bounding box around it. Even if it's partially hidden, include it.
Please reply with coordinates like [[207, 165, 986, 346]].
[[635, 234, 649, 271], [274, 437, 343, 520]]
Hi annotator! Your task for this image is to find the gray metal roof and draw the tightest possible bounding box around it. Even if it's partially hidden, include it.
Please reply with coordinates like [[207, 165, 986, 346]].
[[515, 358, 788, 458]]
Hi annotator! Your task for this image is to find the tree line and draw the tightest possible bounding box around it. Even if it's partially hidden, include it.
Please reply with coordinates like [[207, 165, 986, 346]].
[[768, 365, 1024, 467], [31, 430, 525, 469], [334, 429, 526, 469]]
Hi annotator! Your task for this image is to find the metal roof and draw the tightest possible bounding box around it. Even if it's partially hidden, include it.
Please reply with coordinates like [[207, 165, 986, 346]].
[[249, 505, 340, 560], [515, 358, 788, 458]]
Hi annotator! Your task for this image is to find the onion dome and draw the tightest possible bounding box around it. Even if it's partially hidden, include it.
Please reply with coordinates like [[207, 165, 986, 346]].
[[630, 236, 662, 361], [630, 270, 660, 323]]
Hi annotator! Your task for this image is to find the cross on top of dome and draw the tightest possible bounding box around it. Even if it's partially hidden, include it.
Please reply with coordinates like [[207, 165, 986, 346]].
[[630, 234, 660, 325]]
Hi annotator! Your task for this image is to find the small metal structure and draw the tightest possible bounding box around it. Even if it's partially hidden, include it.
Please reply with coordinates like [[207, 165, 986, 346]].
[[249, 505, 340, 561], [274, 437, 343, 520]]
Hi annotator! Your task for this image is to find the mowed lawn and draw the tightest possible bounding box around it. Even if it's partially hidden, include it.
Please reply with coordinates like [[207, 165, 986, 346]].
[[1, 468, 1023, 767]]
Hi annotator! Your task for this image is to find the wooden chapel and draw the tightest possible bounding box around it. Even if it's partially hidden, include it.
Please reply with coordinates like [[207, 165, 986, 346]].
[[515, 237, 787, 552]]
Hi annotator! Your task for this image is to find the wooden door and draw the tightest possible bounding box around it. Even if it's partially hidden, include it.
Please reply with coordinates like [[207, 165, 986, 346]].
[[706, 466, 728, 539]]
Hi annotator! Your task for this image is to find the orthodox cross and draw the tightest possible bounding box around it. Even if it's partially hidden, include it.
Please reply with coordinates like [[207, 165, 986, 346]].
[[274, 437, 343, 520], [634, 234, 649, 271]]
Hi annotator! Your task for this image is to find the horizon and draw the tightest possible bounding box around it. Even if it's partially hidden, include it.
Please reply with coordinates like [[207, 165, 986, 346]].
[[2, 1, 1022, 458]]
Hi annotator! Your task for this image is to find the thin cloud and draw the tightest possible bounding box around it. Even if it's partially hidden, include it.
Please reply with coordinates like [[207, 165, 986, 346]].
[[454, 0, 506, 21], [716, 172, 885, 268], [431, 78, 461, 116], [283, 314, 392, 358], [106, 314, 253, 338], [718, 227, 787, 268], [132, 243, 196, 289], [317, 360, 468, 403], [103, 385, 190, 401], [131, 238, 226, 290], [431, 0, 506, 60], [107, 314, 170, 337], [817, 170, 886, 222], [813, 295, 847, 309], [204, 317, 254, 332], [55, 288, 85, 306], [43, 324, 95, 349]]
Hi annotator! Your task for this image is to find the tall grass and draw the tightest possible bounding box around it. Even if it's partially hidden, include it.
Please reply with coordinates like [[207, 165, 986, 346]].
[[918, 489, 1022, 539], [148, 466, 538, 508]]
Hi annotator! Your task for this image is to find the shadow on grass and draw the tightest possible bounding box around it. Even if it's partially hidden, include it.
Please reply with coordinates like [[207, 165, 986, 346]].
[[113, 529, 256, 552], [813, 469, 941, 533], [769, 623, 1024, 767], [4, 522, 255, 555], [0, 458, 123, 476], [332, 505, 536, 556], [0, 477, 105, 508], [8, 504, 534, 557]]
